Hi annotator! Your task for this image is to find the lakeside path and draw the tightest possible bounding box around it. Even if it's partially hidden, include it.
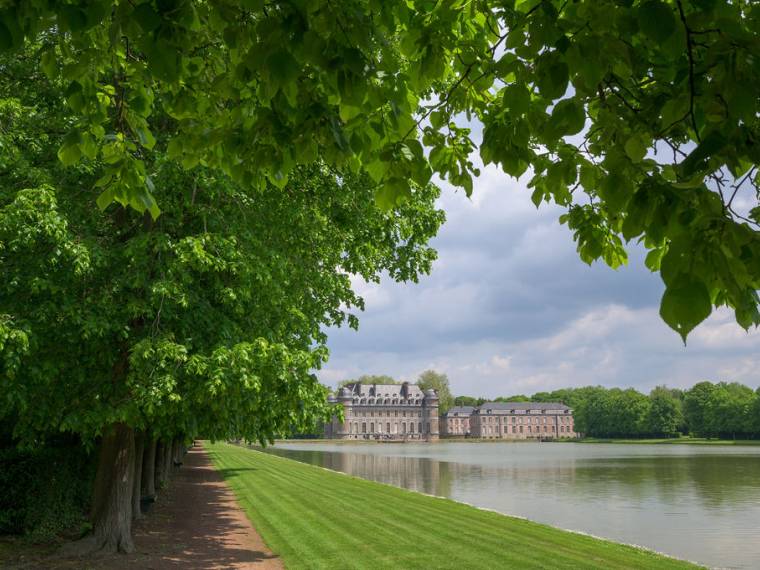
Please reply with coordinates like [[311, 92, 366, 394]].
[[207, 442, 703, 570], [4, 446, 283, 570]]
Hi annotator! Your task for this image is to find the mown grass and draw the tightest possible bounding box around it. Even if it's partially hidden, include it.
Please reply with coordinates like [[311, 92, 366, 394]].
[[206, 442, 701, 570]]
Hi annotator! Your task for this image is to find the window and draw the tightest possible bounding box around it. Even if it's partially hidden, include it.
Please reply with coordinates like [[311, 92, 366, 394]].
[[370, 422, 375, 433], [362, 422, 367, 433], [394, 410, 398, 417], [386, 422, 390, 433], [410, 423, 415, 434]]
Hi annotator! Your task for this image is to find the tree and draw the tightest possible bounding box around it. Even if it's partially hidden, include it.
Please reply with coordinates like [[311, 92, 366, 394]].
[[453, 396, 485, 407], [683, 381, 716, 436], [1, 0, 757, 339], [496, 394, 531, 402], [703, 382, 756, 439], [417, 370, 454, 413], [0, 50, 444, 551], [647, 386, 684, 437], [337, 375, 400, 389]]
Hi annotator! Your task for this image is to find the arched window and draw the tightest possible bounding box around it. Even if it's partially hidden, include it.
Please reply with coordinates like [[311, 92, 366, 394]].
[[386, 422, 390, 433], [360, 398, 366, 404], [410, 423, 415, 433], [401, 423, 406, 434], [385, 398, 390, 404], [362, 422, 367, 433], [370, 422, 375, 433], [418, 422, 422, 434]]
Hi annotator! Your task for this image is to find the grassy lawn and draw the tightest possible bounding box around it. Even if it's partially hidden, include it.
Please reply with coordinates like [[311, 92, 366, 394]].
[[206, 442, 700, 570]]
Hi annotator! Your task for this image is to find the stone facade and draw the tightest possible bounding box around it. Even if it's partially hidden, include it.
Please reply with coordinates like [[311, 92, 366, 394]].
[[325, 382, 439, 440], [440, 406, 475, 436], [444, 402, 577, 439]]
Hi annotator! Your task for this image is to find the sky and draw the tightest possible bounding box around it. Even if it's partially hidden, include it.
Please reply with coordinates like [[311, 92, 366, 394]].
[[319, 151, 760, 399]]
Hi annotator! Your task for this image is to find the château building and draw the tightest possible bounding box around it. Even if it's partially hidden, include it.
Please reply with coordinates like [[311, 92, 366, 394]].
[[325, 382, 439, 440], [441, 402, 576, 439], [440, 406, 475, 436]]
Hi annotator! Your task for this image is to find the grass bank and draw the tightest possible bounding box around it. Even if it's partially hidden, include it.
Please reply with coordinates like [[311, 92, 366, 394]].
[[574, 437, 760, 446], [206, 442, 700, 569]]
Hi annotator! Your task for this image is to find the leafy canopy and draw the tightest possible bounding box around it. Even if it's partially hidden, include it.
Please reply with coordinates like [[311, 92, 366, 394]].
[[0, 51, 444, 444], [1, 0, 759, 339]]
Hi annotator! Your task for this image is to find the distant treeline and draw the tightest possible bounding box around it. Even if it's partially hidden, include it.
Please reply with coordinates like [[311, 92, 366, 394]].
[[454, 382, 760, 439]]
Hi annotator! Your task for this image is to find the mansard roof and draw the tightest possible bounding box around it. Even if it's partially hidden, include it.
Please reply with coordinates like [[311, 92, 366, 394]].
[[342, 382, 426, 399], [475, 402, 571, 413], [443, 406, 475, 416]]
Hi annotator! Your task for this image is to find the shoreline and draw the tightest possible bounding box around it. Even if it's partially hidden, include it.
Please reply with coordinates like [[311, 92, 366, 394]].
[[274, 436, 760, 446]]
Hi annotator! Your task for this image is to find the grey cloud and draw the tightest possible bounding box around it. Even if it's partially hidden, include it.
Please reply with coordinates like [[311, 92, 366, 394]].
[[321, 164, 760, 395]]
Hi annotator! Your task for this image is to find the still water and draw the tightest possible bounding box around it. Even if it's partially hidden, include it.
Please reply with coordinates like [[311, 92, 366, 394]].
[[263, 442, 760, 569]]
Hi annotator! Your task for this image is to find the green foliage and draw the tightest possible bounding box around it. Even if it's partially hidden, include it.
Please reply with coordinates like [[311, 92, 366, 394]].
[[453, 396, 486, 407], [337, 375, 401, 389], [683, 381, 716, 436], [648, 386, 685, 437], [0, 0, 757, 339], [417, 370, 454, 413], [702, 382, 756, 438], [0, 50, 444, 447], [0, 439, 95, 541]]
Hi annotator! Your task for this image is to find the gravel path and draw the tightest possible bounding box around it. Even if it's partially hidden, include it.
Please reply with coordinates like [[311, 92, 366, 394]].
[[6, 446, 283, 569]]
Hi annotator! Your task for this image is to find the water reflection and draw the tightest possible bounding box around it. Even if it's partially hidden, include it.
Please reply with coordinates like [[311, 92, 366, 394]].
[[262, 443, 760, 569]]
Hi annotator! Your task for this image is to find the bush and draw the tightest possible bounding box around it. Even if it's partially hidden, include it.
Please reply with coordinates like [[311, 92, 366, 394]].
[[0, 438, 95, 542]]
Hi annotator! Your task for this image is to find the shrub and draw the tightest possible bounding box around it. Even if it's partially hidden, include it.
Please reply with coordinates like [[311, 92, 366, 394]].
[[0, 438, 95, 542]]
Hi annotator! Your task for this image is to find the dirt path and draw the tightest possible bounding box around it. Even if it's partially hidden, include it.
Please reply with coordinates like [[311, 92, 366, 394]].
[[8, 446, 283, 569]]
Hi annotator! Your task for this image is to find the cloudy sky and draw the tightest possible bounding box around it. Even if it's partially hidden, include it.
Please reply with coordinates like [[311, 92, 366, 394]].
[[319, 147, 760, 398]]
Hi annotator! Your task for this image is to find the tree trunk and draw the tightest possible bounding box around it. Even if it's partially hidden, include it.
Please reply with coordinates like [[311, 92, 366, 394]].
[[90, 422, 136, 553], [131, 431, 145, 520], [172, 437, 183, 469], [141, 437, 157, 502], [156, 439, 172, 489], [154, 440, 165, 491], [163, 439, 173, 480]]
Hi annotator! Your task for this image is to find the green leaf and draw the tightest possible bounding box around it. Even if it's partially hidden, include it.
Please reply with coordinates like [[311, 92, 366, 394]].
[[133, 3, 162, 32], [638, 1, 676, 43], [624, 134, 648, 163], [679, 130, 727, 178], [549, 99, 585, 137], [267, 50, 299, 89], [535, 53, 569, 100], [57, 130, 83, 166], [40, 49, 57, 78], [660, 273, 712, 342], [148, 40, 180, 83], [96, 187, 115, 211], [135, 126, 156, 150]]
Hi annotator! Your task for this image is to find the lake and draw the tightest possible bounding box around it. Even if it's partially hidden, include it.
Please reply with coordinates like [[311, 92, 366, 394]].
[[261, 441, 760, 569]]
